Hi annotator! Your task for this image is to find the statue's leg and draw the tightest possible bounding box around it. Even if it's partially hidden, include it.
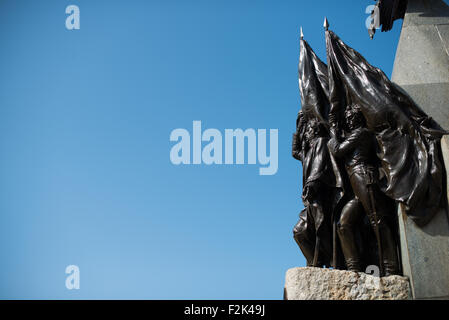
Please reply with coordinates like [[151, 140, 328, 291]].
[[293, 211, 315, 266], [315, 229, 332, 267], [368, 188, 400, 276], [350, 173, 400, 275], [310, 201, 333, 267], [376, 215, 400, 276], [337, 198, 364, 271], [315, 218, 333, 267]]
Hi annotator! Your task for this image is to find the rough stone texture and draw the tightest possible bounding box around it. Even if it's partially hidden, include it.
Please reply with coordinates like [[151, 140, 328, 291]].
[[392, 25, 449, 85], [403, 0, 449, 27], [284, 267, 411, 300], [392, 0, 449, 300]]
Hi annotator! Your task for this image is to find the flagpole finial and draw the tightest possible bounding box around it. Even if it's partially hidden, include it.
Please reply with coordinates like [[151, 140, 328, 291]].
[[300, 27, 304, 40], [324, 17, 329, 31]]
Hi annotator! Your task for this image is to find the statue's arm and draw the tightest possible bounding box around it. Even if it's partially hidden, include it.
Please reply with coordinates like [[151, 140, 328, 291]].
[[328, 131, 360, 158], [292, 132, 303, 161]]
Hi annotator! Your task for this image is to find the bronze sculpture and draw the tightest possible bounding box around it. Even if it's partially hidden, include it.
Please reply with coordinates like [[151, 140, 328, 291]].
[[328, 105, 399, 275], [368, 0, 408, 39], [293, 115, 334, 267], [292, 20, 448, 276], [292, 32, 344, 268]]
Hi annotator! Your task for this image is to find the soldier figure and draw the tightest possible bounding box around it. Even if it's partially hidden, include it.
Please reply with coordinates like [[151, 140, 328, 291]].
[[327, 104, 400, 275], [292, 112, 334, 267]]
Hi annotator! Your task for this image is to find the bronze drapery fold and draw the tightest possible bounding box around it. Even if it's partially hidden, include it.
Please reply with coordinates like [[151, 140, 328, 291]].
[[325, 29, 447, 227]]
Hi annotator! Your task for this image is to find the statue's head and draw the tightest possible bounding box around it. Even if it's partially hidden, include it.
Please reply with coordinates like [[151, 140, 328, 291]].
[[345, 104, 365, 130], [305, 118, 325, 141]]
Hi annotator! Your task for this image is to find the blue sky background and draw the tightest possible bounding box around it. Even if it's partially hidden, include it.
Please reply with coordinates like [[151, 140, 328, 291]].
[[0, 0, 406, 299]]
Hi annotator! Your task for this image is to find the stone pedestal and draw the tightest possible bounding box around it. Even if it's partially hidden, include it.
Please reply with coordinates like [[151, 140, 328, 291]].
[[284, 267, 410, 300], [391, 0, 449, 300]]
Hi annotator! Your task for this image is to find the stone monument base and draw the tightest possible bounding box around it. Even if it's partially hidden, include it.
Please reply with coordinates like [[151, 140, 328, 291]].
[[284, 267, 411, 300]]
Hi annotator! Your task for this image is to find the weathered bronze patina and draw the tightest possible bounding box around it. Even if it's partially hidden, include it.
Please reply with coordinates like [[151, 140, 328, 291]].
[[292, 22, 447, 276], [292, 34, 344, 268]]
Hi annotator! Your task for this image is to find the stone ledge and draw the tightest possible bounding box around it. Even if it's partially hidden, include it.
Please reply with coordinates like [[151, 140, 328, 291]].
[[284, 267, 411, 300]]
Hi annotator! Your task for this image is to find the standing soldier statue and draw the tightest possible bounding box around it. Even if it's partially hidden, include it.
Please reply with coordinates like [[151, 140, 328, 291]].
[[292, 112, 334, 267], [327, 104, 400, 275]]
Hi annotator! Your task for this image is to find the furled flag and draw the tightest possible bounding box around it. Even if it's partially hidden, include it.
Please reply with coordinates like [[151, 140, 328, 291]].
[[298, 33, 330, 125]]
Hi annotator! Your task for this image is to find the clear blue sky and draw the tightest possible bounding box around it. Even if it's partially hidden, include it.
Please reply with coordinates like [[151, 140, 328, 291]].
[[0, 0, 405, 299]]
